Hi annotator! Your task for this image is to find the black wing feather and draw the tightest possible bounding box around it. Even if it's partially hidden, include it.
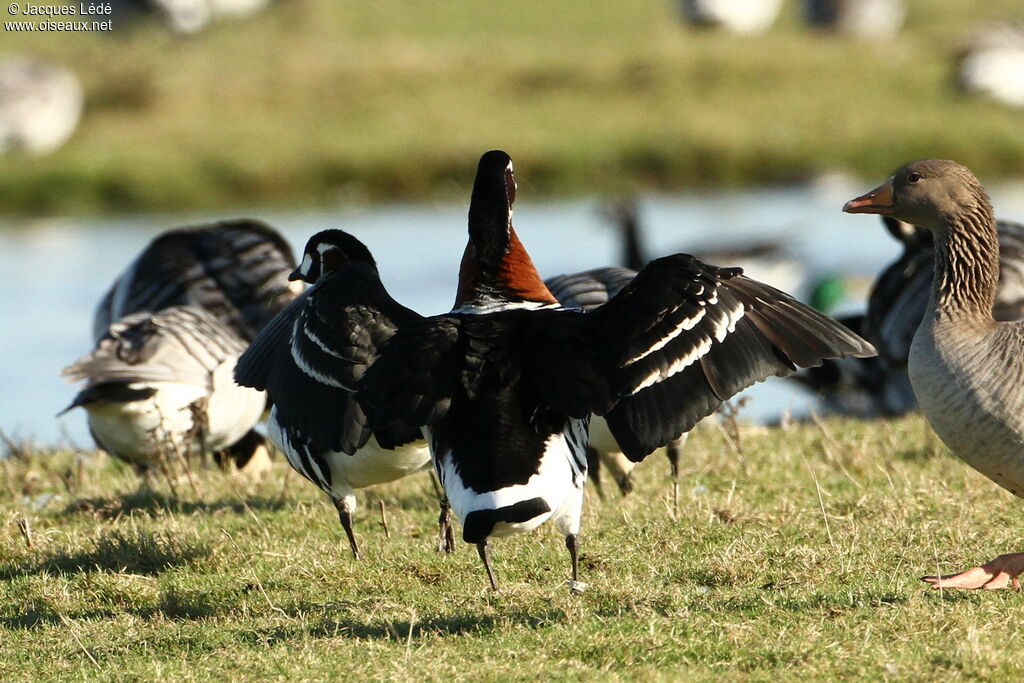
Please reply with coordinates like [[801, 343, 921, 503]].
[[559, 254, 874, 461]]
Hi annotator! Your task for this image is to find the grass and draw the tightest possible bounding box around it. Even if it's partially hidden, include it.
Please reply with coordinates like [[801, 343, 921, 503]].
[[2, 0, 1024, 214], [3, 414, 1024, 679]]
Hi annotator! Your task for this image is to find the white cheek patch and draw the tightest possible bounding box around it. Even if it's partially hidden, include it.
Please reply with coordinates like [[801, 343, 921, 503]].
[[297, 252, 314, 277]]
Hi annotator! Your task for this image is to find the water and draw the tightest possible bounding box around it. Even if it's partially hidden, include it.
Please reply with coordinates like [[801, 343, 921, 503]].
[[5, 180, 1024, 448]]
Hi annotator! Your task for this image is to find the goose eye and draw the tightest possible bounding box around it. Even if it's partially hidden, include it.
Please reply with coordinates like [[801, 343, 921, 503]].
[[907, 172, 922, 184]]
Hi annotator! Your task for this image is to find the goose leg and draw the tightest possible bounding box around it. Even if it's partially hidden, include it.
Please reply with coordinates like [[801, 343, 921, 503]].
[[566, 534, 587, 593], [476, 542, 499, 591], [437, 496, 456, 554], [665, 434, 688, 513], [332, 496, 360, 560], [923, 552, 1024, 590]]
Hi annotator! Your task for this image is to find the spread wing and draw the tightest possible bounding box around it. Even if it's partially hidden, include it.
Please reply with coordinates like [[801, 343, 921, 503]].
[[235, 262, 422, 454], [356, 254, 873, 463], [355, 316, 464, 448], [568, 254, 875, 460]]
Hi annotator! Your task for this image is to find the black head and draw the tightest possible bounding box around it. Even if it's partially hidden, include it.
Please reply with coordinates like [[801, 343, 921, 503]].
[[467, 150, 517, 267], [290, 229, 377, 284]]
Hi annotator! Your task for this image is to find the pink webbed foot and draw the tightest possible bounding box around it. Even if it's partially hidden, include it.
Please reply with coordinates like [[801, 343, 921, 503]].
[[922, 553, 1024, 590]]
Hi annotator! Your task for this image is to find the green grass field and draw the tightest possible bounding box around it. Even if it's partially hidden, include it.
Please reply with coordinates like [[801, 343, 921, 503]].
[[2, 0, 1024, 214], [3, 414, 1024, 680]]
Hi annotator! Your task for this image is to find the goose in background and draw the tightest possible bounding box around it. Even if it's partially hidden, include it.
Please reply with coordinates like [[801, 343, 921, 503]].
[[607, 198, 807, 300], [61, 306, 266, 476], [845, 159, 1024, 589], [94, 218, 300, 344], [679, 0, 782, 35], [804, 0, 904, 40], [957, 22, 1024, 109], [235, 231, 437, 559], [0, 56, 82, 157], [69, 218, 300, 475], [796, 215, 1024, 416], [293, 150, 872, 591]]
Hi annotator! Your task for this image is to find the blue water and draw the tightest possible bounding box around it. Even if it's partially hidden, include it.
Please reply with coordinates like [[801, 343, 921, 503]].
[[4, 180, 1024, 448]]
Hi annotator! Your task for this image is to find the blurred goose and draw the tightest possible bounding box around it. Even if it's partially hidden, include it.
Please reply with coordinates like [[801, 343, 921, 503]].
[[804, 0, 904, 40], [797, 216, 1024, 416], [301, 150, 872, 591], [608, 199, 806, 299], [61, 306, 266, 473], [957, 23, 1024, 109], [95, 218, 300, 344], [679, 0, 782, 35], [0, 57, 82, 156], [88, 219, 301, 473], [545, 267, 689, 505], [234, 231, 435, 559], [845, 159, 1024, 589]]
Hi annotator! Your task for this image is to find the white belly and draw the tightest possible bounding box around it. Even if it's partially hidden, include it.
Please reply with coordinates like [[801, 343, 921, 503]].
[[87, 373, 263, 466], [267, 408, 431, 499], [910, 319, 1024, 496], [432, 418, 588, 539]]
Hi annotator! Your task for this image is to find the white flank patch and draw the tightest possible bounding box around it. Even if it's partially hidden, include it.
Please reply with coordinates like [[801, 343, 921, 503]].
[[268, 408, 431, 499], [432, 418, 587, 539]]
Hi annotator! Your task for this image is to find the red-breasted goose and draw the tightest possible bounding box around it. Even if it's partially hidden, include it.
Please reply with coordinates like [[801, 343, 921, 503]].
[[263, 150, 872, 592], [234, 231, 437, 559], [845, 159, 1024, 589]]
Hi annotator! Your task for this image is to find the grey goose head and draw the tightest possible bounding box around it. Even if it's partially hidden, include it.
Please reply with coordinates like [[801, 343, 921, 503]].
[[843, 160, 994, 238]]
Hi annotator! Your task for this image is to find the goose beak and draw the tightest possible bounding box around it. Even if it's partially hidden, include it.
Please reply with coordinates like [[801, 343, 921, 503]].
[[843, 179, 895, 215], [287, 268, 303, 281]]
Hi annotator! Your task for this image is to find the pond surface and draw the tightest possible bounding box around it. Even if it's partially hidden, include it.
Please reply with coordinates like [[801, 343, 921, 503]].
[[5, 179, 1024, 448]]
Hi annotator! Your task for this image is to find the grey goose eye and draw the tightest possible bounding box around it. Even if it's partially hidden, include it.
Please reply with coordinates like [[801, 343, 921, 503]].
[[907, 172, 922, 184]]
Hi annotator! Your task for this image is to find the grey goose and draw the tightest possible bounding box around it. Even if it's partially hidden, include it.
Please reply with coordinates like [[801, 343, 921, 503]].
[[845, 159, 1024, 589], [800, 216, 1024, 417]]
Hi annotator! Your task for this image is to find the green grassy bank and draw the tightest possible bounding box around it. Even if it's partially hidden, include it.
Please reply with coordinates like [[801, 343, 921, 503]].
[[3, 415, 1024, 679], [2, 0, 1023, 215]]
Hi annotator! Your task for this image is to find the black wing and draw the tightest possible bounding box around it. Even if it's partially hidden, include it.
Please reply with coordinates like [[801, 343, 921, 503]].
[[355, 316, 464, 448], [95, 219, 297, 343], [358, 254, 872, 462], [568, 254, 874, 460], [235, 262, 422, 454]]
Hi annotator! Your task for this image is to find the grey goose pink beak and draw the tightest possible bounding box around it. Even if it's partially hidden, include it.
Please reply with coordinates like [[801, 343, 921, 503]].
[[844, 178, 896, 215]]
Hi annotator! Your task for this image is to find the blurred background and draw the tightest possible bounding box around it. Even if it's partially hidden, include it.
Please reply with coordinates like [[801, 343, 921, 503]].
[[2, 0, 1024, 446]]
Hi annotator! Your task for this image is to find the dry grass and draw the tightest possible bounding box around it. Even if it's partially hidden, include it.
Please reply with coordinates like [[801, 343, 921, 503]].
[[3, 414, 1024, 679]]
